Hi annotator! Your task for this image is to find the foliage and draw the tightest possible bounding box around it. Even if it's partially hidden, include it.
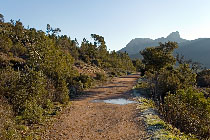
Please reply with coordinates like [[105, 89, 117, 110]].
[[176, 53, 204, 73], [0, 96, 21, 140], [141, 42, 178, 73], [73, 74, 93, 89], [79, 35, 135, 74], [197, 69, 210, 87], [156, 64, 196, 101], [140, 41, 209, 139], [0, 68, 48, 122], [137, 87, 197, 140], [0, 14, 4, 22], [46, 24, 61, 35], [21, 99, 44, 124], [56, 35, 79, 60], [132, 59, 145, 72], [0, 13, 136, 139], [161, 88, 210, 139], [141, 42, 196, 101], [95, 72, 106, 81]]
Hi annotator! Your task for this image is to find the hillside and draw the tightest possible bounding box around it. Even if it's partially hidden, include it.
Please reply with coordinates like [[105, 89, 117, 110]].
[[176, 38, 210, 68], [119, 31, 210, 68]]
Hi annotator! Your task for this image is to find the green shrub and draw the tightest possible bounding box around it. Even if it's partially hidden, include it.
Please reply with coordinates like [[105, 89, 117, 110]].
[[95, 72, 106, 81], [77, 74, 93, 89], [0, 35, 13, 53], [197, 69, 210, 87], [132, 59, 145, 72], [161, 87, 210, 139], [0, 67, 49, 123], [156, 64, 196, 101], [1, 126, 21, 140], [0, 96, 21, 140], [107, 69, 125, 77], [21, 99, 44, 124], [55, 79, 69, 104]]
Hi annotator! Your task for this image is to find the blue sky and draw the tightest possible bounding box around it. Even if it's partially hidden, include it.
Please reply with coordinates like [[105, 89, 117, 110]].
[[1, 0, 210, 51]]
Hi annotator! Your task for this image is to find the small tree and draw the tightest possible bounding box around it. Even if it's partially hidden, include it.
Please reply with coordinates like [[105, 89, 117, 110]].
[[0, 13, 4, 22], [132, 59, 145, 72], [141, 42, 178, 99], [46, 24, 61, 35], [141, 42, 178, 73], [157, 64, 196, 102]]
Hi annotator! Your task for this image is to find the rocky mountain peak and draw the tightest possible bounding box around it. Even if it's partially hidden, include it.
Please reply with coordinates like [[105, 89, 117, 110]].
[[167, 31, 181, 40]]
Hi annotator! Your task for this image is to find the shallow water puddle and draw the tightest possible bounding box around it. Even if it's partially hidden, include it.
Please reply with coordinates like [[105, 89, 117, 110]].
[[92, 98, 137, 105]]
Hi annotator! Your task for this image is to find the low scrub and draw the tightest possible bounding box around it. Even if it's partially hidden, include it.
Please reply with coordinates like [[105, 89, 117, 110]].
[[160, 87, 210, 139], [0, 96, 21, 140], [95, 72, 106, 81]]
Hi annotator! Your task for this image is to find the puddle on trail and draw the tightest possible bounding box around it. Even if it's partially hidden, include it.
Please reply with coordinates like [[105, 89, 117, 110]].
[[91, 89, 143, 105], [92, 98, 137, 105]]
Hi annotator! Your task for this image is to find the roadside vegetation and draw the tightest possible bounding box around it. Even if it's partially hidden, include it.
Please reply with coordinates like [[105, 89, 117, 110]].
[[139, 41, 210, 139], [0, 14, 135, 139]]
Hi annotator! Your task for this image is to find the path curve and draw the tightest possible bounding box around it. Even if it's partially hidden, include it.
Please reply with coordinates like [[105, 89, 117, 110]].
[[43, 74, 147, 140]]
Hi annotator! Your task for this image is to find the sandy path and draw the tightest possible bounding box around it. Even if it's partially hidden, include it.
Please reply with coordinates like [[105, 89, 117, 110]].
[[43, 74, 147, 140]]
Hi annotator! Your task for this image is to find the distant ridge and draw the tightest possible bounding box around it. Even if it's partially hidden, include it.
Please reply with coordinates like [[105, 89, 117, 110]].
[[118, 32, 210, 68]]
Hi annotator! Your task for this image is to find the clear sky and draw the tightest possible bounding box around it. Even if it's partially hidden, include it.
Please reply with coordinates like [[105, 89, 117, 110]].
[[1, 0, 210, 51]]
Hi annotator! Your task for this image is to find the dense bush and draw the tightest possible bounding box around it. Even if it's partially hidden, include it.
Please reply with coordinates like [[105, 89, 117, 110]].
[[95, 72, 106, 81], [132, 59, 145, 72], [141, 42, 197, 102], [197, 69, 210, 87], [141, 42, 178, 73], [73, 74, 93, 89], [79, 36, 135, 73], [0, 68, 48, 123], [141, 42, 209, 139], [156, 64, 196, 101], [0, 95, 21, 140], [161, 88, 210, 139]]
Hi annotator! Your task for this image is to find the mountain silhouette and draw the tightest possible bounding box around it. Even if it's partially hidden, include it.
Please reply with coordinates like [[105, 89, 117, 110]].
[[119, 32, 210, 68]]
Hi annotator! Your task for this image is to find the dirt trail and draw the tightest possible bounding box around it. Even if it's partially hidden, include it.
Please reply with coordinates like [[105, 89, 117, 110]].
[[43, 74, 147, 140]]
